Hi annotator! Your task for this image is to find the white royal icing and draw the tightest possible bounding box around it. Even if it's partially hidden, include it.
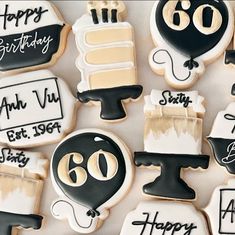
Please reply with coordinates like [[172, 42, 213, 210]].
[[120, 200, 209, 235], [0, 146, 48, 178], [209, 102, 235, 139], [144, 90, 205, 114], [204, 179, 235, 235], [149, 1, 234, 89], [145, 128, 202, 155], [0, 171, 44, 215], [0, 1, 64, 36], [0, 187, 36, 214], [0, 70, 77, 148], [73, 14, 135, 92]]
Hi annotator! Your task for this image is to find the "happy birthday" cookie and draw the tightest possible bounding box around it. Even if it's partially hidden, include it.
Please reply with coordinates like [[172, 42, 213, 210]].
[[120, 200, 209, 235], [0, 1, 70, 73], [208, 88, 235, 174]]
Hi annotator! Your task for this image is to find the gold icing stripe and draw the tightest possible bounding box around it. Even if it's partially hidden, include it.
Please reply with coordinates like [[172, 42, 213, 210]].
[[85, 28, 133, 45], [85, 47, 134, 65], [89, 68, 136, 89]]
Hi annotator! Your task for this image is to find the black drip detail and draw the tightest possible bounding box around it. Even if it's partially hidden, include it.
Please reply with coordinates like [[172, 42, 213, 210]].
[[91, 9, 99, 24], [183, 58, 199, 70], [102, 8, 108, 23], [134, 152, 209, 200], [86, 209, 100, 218], [0, 211, 43, 235], [111, 9, 118, 23], [77, 85, 143, 121]]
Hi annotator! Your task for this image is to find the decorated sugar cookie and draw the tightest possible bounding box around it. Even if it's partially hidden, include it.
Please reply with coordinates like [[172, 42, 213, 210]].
[[144, 90, 205, 154], [0, 70, 77, 148], [120, 200, 209, 235], [135, 90, 209, 200], [73, 1, 142, 121], [0, 1, 70, 73], [208, 102, 235, 174], [204, 179, 235, 235], [51, 129, 133, 233], [0, 146, 48, 235], [149, 0, 234, 89]]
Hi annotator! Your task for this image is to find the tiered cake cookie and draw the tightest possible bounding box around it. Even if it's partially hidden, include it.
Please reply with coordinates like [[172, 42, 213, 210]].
[[121, 90, 210, 234], [149, 0, 234, 89], [73, 1, 142, 121], [50, 129, 133, 233], [135, 90, 209, 200], [204, 180, 235, 235], [0, 70, 78, 148], [0, 1, 70, 73], [0, 146, 48, 235]]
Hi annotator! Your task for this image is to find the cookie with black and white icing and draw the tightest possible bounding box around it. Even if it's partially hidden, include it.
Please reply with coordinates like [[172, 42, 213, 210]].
[[207, 101, 235, 174], [149, 0, 234, 89], [0, 70, 78, 148], [120, 200, 209, 235], [0, 1, 70, 73], [0, 146, 48, 235], [51, 129, 133, 234], [74, 1, 142, 122], [134, 90, 209, 200], [204, 179, 235, 235]]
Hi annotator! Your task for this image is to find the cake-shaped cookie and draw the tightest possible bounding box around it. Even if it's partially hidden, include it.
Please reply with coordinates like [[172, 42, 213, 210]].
[[0, 146, 48, 235], [73, 1, 142, 121], [51, 129, 133, 233], [149, 0, 234, 89], [0, 1, 70, 73], [135, 90, 209, 200]]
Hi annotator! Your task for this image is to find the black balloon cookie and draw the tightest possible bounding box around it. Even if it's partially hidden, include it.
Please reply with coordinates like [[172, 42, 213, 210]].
[[0, 1, 70, 73], [208, 101, 235, 174], [0, 145, 48, 235], [0, 70, 77, 148], [149, 0, 234, 89], [51, 129, 133, 233], [73, 1, 142, 121], [135, 90, 209, 200]]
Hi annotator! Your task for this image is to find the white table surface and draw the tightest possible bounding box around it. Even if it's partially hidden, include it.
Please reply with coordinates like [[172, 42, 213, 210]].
[[18, 1, 235, 234]]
